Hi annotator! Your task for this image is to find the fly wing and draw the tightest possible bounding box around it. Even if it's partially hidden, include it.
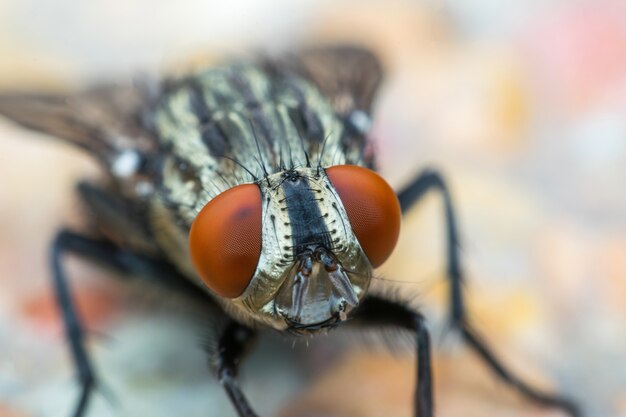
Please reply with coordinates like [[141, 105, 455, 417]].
[[277, 46, 384, 116], [0, 82, 167, 255], [0, 81, 158, 167]]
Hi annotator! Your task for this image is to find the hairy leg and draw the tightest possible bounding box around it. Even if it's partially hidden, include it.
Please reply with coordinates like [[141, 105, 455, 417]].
[[213, 322, 259, 417], [51, 230, 207, 416], [353, 296, 433, 417]]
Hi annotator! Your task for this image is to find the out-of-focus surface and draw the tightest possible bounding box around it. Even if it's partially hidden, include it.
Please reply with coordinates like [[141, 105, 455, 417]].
[[1, 1, 625, 416]]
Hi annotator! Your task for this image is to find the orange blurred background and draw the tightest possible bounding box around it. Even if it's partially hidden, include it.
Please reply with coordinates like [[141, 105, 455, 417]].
[[1, 1, 625, 416]]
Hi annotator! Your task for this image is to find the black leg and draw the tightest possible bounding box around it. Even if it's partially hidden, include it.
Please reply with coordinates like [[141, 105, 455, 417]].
[[214, 322, 259, 417], [353, 296, 433, 417], [397, 170, 580, 417], [54, 230, 206, 298], [51, 231, 97, 417], [51, 229, 209, 417]]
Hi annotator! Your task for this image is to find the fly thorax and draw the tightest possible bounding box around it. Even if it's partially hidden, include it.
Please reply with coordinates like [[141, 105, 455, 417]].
[[232, 167, 372, 331]]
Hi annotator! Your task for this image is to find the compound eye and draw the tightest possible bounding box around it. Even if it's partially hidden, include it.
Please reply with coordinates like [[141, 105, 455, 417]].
[[326, 165, 401, 267], [189, 184, 262, 298]]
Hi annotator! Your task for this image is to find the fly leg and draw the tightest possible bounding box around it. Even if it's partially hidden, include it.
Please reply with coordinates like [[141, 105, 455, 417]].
[[52, 231, 97, 417], [214, 322, 259, 417], [353, 296, 433, 417], [51, 229, 208, 417], [397, 169, 580, 416]]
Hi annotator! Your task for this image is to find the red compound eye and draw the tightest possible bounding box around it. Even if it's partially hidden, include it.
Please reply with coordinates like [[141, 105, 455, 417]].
[[326, 165, 401, 267], [189, 184, 262, 298]]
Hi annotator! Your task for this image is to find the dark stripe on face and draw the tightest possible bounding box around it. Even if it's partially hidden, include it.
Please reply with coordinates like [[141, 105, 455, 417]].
[[281, 172, 332, 255]]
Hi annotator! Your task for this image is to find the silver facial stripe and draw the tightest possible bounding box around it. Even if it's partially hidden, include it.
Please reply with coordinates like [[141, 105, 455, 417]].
[[230, 167, 372, 330]]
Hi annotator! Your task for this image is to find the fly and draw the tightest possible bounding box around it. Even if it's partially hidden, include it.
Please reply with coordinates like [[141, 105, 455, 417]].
[[0, 46, 580, 417]]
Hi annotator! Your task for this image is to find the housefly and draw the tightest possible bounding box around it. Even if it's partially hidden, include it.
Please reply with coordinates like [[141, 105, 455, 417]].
[[0, 46, 580, 417]]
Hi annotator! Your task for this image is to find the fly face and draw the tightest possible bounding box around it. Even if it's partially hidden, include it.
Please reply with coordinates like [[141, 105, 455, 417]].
[[190, 165, 401, 332]]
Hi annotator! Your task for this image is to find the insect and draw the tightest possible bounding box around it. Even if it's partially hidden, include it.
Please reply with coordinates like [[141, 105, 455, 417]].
[[0, 46, 579, 417]]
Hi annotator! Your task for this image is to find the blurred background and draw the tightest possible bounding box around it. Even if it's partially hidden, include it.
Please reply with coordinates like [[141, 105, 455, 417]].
[[1, 0, 625, 416]]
